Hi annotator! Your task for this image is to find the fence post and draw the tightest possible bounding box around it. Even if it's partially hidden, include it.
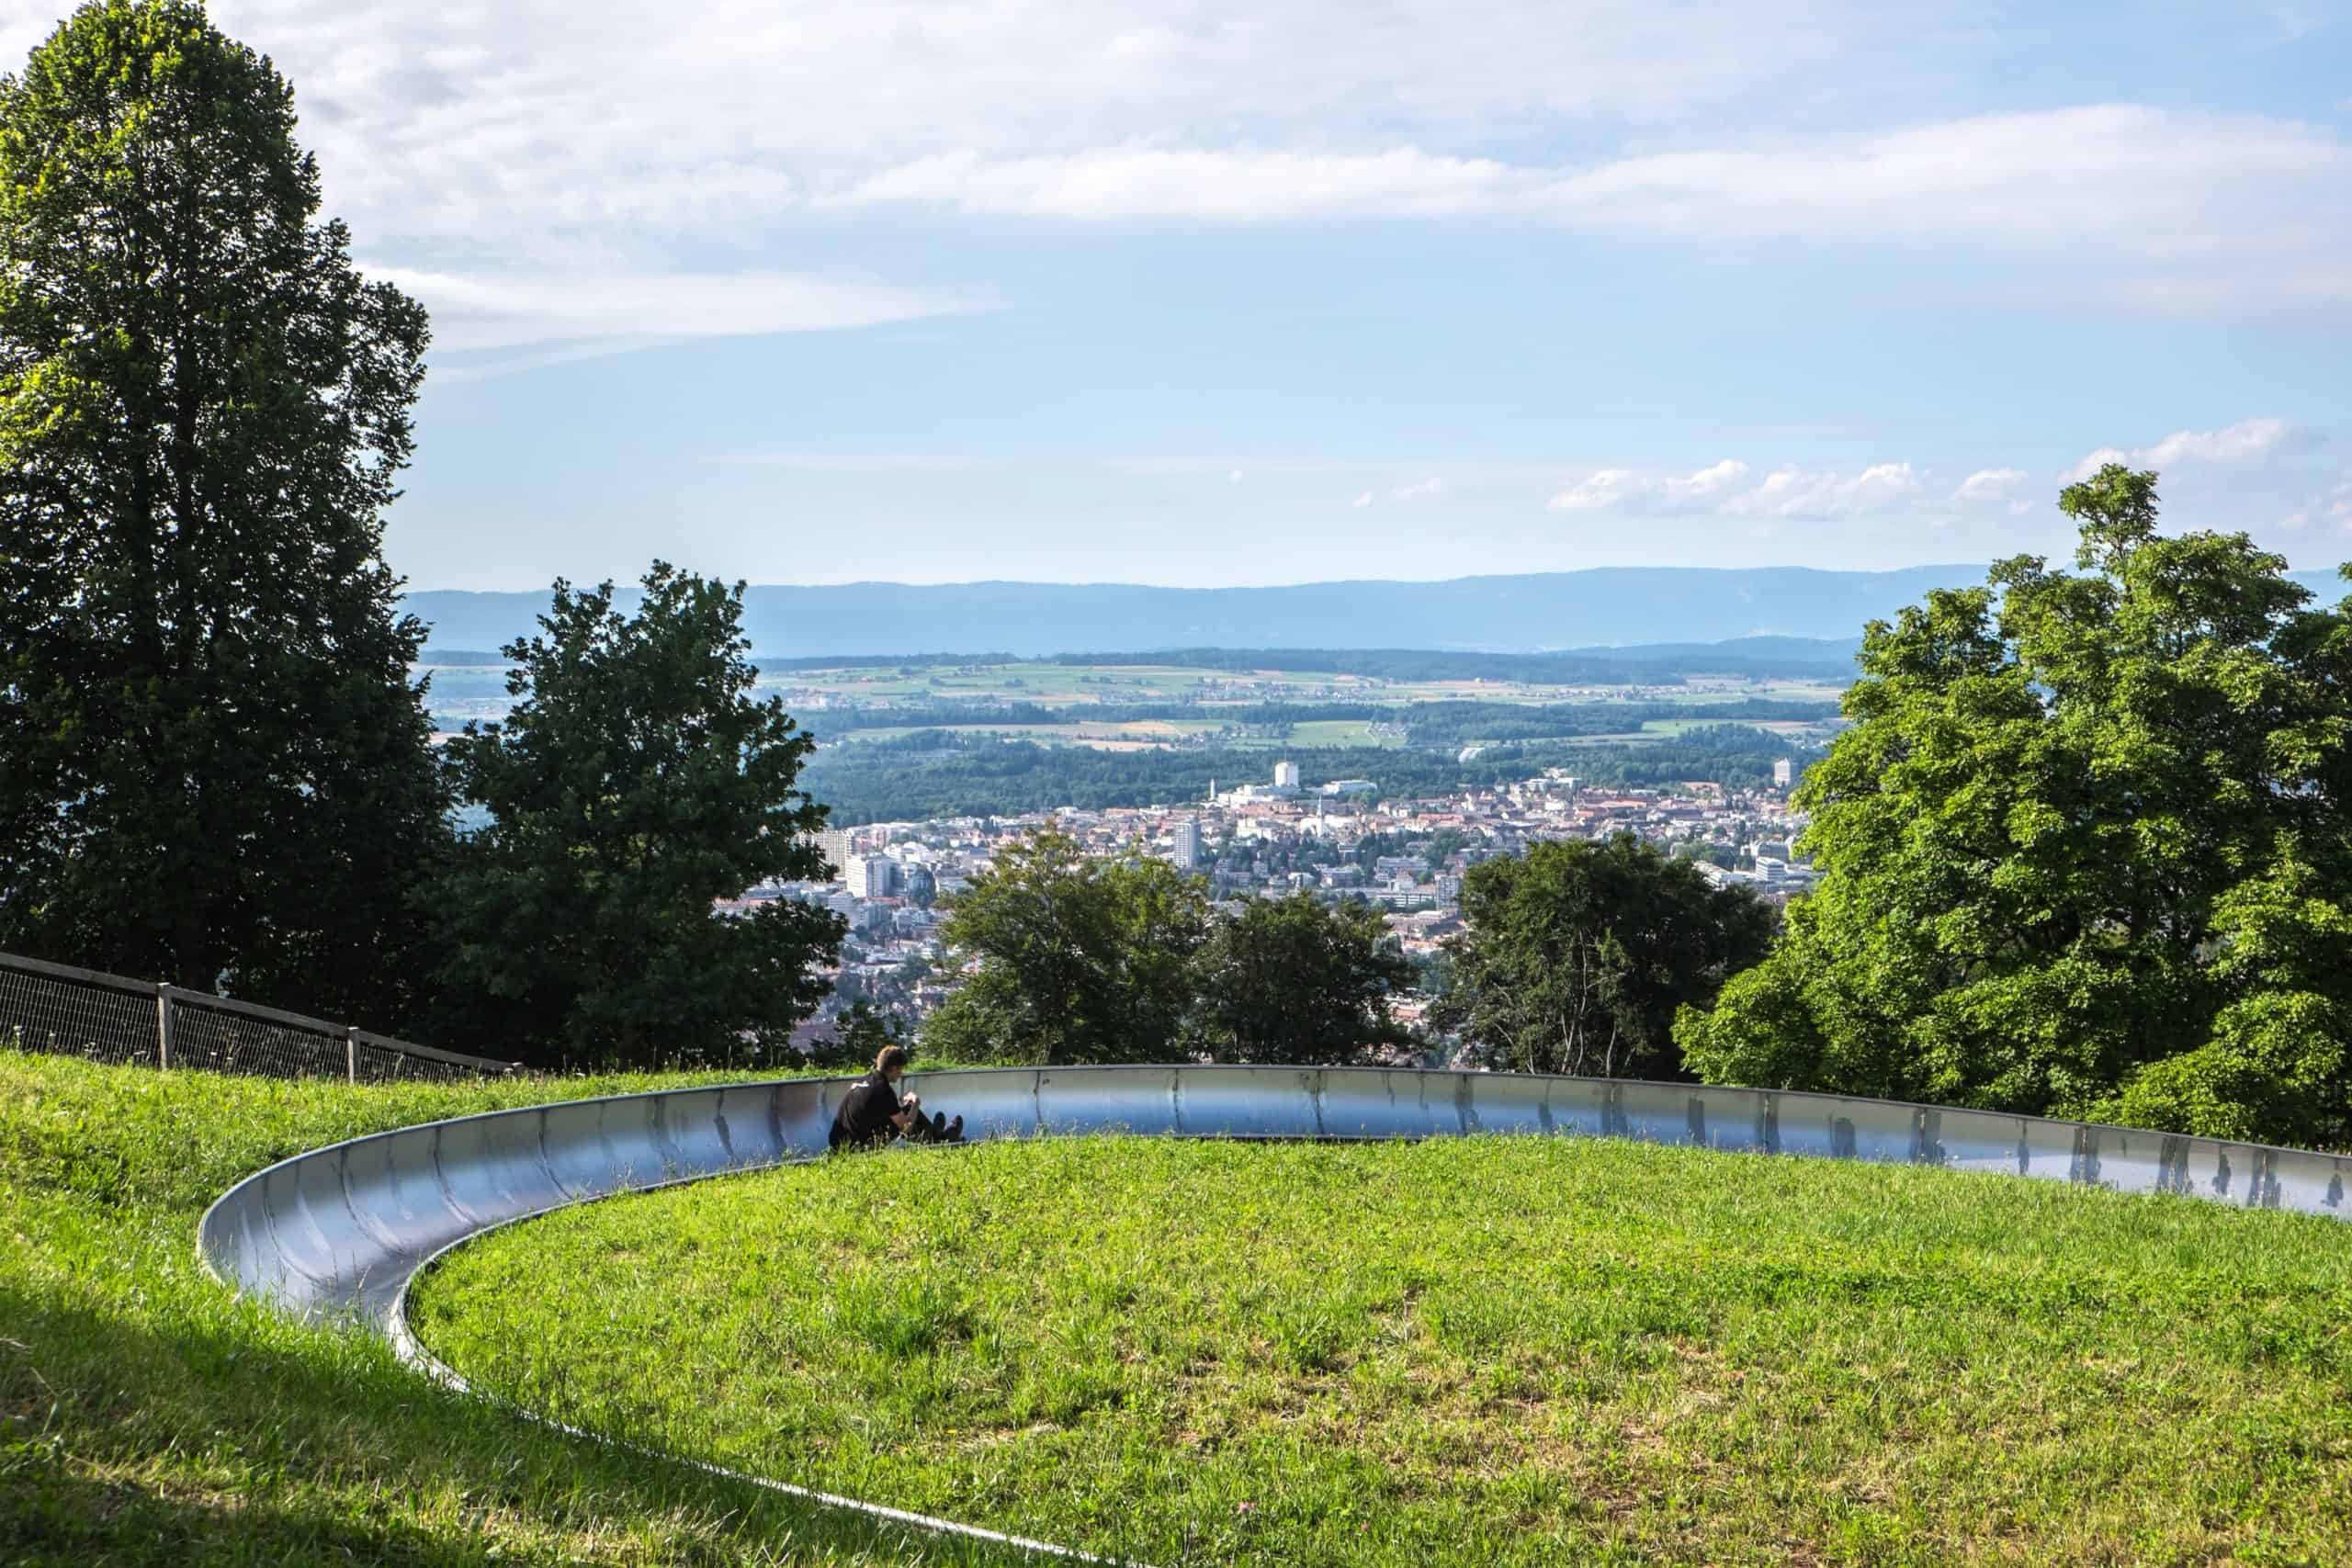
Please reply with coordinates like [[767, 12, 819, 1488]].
[[345, 1026, 357, 1085], [155, 983, 174, 1070]]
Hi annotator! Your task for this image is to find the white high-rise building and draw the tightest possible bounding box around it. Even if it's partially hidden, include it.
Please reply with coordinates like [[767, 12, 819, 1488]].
[[1772, 758, 1794, 789], [1171, 818, 1203, 872], [813, 829, 856, 878], [1272, 760, 1300, 791], [846, 854, 902, 898]]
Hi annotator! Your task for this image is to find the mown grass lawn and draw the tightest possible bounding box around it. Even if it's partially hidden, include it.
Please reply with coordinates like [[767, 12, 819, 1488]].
[[0, 1050, 1025, 1566], [414, 1135, 2352, 1566]]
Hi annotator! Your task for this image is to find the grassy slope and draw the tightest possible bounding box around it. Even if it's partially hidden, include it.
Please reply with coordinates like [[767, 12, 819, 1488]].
[[0, 1051, 1026, 1566], [417, 1136, 2352, 1566]]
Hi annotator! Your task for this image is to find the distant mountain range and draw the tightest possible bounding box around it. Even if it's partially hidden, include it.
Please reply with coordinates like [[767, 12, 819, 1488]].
[[403, 565, 2350, 660]]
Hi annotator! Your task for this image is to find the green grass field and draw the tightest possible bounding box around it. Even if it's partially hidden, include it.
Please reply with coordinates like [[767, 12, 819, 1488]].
[[439, 659, 1851, 747], [1544, 717, 1842, 747], [831, 717, 1233, 750], [413, 1136, 2352, 1566], [1248, 718, 1405, 750], [433, 657, 1858, 773], [762, 660, 1845, 714], [0, 1050, 1023, 1566]]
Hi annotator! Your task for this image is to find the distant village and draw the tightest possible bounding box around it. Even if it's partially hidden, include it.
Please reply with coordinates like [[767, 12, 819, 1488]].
[[730, 759, 1815, 1053]]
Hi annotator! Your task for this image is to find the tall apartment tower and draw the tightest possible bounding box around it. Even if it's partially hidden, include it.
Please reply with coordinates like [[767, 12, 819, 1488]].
[[1272, 759, 1301, 791], [815, 829, 856, 878], [1171, 818, 1203, 872], [1772, 758, 1794, 789]]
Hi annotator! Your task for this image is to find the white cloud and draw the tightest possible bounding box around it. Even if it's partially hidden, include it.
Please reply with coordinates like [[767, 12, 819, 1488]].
[[1547, 458, 1916, 520], [1104, 455, 1377, 476], [828, 109, 2352, 310], [1955, 467, 2031, 513], [1666, 458, 1750, 502], [707, 453, 1000, 471], [2140, 417, 2306, 466], [2254, 3, 2328, 44], [2089, 272, 2352, 315], [1723, 463, 1917, 518], [1547, 468, 1645, 513], [1955, 467, 2027, 500], [836, 147, 1530, 222], [1547, 458, 1750, 513], [148, 0, 1873, 260], [380, 268, 967, 366], [1532, 108, 2347, 255], [839, 108, 2347, 239], [2063, 447, 2133, 482], [2065, 417, 2317, 480], [5, 5, 2322, 324], [1346, 476, 1453, 507], [1104, 455, 1569, 480], [428, 336, 688, 385]]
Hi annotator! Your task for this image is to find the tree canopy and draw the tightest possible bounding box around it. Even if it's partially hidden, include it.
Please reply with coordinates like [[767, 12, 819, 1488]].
[[1190, 892, 1414, 1065], [923, 830, 1209, 1066], [1678, 467, 2352, 1146], [1437, 834, 1775, 1079], [0, 0, 442, 1024], [433, 565, 842, 1067]]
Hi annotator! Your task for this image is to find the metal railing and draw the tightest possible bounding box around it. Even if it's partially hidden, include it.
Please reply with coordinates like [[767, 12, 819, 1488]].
[[0, 950, 517, 1083]]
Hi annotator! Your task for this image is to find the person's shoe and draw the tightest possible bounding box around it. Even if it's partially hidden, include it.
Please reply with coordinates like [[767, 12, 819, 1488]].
[[945, 1114, 965, 1143], [929, 1110, 948, 1141]]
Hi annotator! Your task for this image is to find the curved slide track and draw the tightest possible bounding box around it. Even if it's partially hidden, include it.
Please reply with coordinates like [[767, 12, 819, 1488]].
[[198, 1065, 2352, 1556]]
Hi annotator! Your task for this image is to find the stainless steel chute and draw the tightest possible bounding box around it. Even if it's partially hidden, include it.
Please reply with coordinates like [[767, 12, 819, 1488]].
[[200, 1064, 2352, 1335], [190, 1064, 2351, 1557]]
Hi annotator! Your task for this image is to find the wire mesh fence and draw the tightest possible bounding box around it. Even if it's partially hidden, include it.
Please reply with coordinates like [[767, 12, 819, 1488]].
[[168, 991, 350, 1079], [351, 1032, 501, 1085], [0, 950, 516, 1083], [0, 956, 161, 1068]]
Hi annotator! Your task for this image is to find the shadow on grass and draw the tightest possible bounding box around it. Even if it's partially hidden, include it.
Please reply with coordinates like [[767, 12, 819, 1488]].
[[1, 1462, 497, 1568], [0, 1281, 1034, 1566]]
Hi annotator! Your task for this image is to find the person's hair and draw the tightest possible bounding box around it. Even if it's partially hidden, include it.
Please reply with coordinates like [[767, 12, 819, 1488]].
[[875, 1044, 910, 1076]]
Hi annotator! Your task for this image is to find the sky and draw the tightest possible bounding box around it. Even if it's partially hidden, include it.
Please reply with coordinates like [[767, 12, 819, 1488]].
[[6, 1, 2348, 590]]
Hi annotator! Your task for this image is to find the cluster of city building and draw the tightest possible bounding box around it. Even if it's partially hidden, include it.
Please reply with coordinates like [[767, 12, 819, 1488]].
[[731, 760, 1814, 1052]]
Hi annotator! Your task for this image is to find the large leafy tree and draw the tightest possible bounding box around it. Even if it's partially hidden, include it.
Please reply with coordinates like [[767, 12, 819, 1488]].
[[0, 0, 443, 1022], [435, 566, 843, 1068], [924, 830, 1207, 1065], [1438, 834, 1775, 1078], [1190, 892, 1414, 1065], [1678, 468, 2352, 1146]]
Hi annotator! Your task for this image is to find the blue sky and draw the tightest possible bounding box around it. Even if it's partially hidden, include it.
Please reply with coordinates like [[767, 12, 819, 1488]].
[[11, 0, 2346, 589]]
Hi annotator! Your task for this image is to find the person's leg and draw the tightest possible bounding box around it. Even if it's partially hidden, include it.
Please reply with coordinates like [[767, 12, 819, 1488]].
[[899, 1109, 962, 1144]]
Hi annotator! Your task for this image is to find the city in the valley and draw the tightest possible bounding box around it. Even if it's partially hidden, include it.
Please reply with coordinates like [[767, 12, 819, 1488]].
[[756, 757, 1813, 1053]]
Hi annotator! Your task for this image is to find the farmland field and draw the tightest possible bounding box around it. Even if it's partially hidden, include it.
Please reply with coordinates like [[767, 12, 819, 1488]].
[[420, 651, 1849, 815], [421, 656, 1849, 735]]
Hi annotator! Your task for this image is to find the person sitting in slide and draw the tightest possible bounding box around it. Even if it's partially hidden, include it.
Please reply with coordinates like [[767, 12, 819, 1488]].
[[828, 1043, 964, 1151]]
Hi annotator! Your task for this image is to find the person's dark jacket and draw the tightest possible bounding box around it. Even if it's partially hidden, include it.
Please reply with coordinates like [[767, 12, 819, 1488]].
[[830, 1069, 905, 1151]]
